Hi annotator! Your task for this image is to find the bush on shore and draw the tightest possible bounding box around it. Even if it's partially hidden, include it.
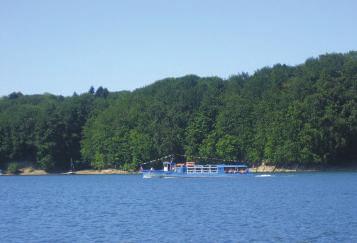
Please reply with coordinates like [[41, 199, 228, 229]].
[[7, 162, 21, 174]]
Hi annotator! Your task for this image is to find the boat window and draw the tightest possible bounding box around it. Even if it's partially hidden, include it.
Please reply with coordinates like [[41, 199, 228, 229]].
[[224, 167, 237, 173]]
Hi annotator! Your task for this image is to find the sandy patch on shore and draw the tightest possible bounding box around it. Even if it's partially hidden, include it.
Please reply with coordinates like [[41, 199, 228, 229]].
[[19, 167, 48, 175], [2, 167, 132, 175], [250, 165, 313, 173], [250, 164, 357, 172], [74, 169, 132, 175]]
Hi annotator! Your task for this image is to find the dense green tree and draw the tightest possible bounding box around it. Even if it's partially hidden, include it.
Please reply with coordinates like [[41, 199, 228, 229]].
[[0, 52, 357, 171]]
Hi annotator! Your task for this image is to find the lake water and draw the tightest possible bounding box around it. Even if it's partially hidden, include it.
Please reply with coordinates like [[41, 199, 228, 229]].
[[1, 173, 357, 242]]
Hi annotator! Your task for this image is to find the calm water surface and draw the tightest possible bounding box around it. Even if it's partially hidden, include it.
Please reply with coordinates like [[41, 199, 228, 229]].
[[1, 173, 357, 242]]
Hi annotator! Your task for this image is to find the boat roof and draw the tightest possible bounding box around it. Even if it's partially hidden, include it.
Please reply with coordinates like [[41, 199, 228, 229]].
[[217, 164, 248, 168], [162, 161, 247, 168]]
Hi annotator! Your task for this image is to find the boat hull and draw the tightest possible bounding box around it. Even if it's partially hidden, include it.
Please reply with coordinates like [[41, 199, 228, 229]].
[[142, 171, 250, 178]]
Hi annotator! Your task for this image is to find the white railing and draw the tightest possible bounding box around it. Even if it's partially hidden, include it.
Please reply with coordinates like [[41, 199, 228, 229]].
[[186, 165, 218, 174]]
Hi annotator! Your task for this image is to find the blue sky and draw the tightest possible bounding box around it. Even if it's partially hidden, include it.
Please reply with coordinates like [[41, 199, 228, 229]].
[[0, 0, 356, 96]]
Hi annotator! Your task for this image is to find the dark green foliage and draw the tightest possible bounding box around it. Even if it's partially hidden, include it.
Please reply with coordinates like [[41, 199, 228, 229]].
[[8, 92, 23, 99], [7, 162, 20, 174], [0, 90, 118, 171], [88, 86, 95, 95], [95, 86, 109, 98], [0, 52, 356, 171]]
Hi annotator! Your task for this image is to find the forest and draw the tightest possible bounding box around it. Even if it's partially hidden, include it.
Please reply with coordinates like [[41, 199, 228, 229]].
[[0, 52, 356, 172]]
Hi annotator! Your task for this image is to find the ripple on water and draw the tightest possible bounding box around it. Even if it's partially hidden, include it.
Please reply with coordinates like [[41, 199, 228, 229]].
[[0, 173, 357, 242]]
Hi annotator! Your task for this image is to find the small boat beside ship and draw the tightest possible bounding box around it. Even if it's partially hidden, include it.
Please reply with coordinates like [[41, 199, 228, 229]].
[[141, 161, 250, 178]]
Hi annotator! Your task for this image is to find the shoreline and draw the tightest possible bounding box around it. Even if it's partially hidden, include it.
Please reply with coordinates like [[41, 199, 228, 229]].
[[1, 168, 135, 176], [250, 164, 357, 173], [2, 165, 357, 175]]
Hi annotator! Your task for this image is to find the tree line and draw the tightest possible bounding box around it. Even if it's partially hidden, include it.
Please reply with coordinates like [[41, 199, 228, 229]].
[[0, 52, 356, 171]]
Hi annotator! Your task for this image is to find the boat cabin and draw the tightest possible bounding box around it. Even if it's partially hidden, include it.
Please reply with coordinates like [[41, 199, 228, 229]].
[[163, 161, 176, 171], [217, 164, 248, 174], [162, 161, 248, 174]]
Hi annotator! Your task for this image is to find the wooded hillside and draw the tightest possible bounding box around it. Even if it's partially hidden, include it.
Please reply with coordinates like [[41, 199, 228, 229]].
[[1, 52, 356, 171]]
